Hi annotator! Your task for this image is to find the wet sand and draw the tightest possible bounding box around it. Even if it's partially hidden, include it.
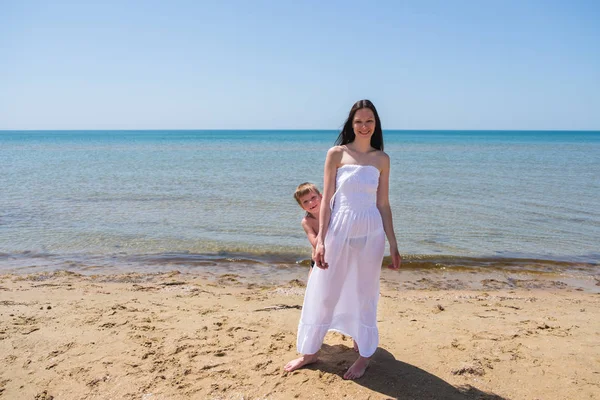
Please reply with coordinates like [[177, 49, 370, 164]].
[[0, 270, 598, 399]]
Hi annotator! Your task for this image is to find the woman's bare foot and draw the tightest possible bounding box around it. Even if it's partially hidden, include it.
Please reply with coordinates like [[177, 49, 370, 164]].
[[353, 340, 359, 353], [343, 356, 370, 380], [284, 353, 318, 372]]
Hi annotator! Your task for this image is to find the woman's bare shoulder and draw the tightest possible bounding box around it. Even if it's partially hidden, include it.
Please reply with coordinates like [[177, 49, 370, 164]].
[[326, 146, 345, 164], [327, 145, 345, 155], [375, 150, 390, 161], [372, 150, 390, 170]]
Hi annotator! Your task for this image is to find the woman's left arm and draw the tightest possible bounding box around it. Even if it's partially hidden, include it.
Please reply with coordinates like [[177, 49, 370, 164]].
[[377, 153, 402, 270]]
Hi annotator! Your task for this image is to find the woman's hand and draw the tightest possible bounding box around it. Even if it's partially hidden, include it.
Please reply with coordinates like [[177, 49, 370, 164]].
[[314, 241, 328, 269], [388, 245, 402, 270]]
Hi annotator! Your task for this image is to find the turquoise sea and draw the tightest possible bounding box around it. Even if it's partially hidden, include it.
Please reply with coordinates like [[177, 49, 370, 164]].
[[1, 130, 599, 281]]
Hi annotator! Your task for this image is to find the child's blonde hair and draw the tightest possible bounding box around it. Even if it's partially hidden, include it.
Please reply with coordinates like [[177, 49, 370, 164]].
[[294, 182, 321, 206]]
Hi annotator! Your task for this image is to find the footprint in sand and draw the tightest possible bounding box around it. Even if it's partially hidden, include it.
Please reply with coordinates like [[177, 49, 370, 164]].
[[0, 379, 10, 396], [34, 390, 54, 400]]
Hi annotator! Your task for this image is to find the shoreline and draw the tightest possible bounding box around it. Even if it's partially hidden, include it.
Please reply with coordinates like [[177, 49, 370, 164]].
[[0, 270, 598, 399], [1, 251, 598, 292]]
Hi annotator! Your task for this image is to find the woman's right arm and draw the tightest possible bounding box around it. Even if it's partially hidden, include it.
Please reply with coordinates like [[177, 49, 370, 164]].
[[314, 147, 341, 269]]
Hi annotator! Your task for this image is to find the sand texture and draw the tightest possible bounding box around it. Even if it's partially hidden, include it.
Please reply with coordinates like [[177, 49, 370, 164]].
[[0, 270, 598, 400]]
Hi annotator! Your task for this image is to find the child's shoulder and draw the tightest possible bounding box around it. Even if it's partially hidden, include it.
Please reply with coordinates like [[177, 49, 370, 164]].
[[301, 214, 318, 229], [301, 213, 314, 224]]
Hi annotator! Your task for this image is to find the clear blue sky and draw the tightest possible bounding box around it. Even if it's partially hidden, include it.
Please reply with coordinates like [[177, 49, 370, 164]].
[[1, 0, 599, 130]]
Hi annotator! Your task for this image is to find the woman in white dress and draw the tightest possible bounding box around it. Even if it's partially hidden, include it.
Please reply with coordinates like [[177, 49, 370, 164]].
[[284, 99, 402, 380]]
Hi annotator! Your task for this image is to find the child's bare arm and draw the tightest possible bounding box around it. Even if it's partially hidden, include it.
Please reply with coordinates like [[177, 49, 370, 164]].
[[301, 219, 318, 249]]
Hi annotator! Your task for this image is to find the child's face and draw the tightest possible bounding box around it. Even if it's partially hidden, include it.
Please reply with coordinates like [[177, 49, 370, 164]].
[[299, 191, 322, 214]]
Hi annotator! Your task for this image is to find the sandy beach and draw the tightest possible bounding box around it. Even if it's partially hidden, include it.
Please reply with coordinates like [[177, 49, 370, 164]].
[[0, 270, 598, 400]]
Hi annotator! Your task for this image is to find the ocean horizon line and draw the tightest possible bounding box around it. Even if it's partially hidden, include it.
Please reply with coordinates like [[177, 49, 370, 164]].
[[1, 129, 600, 133]]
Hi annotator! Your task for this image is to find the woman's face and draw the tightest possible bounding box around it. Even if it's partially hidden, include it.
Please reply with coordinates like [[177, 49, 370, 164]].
[[352, 108, 376, 139]]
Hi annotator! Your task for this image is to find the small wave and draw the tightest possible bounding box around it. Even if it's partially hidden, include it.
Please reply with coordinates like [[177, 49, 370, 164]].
[[0, 250, 597, 278], [390, 254, 599, 275]]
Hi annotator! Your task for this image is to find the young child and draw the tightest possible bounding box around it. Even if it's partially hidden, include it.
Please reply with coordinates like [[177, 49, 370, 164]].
[[293, 182, 322, 276], [293, 182, 360, 352]]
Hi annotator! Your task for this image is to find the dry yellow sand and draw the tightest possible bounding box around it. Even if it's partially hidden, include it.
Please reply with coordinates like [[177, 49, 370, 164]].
[[0, 270, 598, 399]]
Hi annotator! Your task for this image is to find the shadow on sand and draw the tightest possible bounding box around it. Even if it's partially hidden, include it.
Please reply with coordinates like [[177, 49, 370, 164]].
[[307, 344, 507, 400]]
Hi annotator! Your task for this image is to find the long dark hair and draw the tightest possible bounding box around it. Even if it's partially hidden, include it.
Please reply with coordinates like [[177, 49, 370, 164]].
[[335, 99, 383, 151]]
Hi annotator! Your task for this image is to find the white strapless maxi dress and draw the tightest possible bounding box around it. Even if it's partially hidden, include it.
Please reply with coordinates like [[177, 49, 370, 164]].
[[297, 164, 386, 358]]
